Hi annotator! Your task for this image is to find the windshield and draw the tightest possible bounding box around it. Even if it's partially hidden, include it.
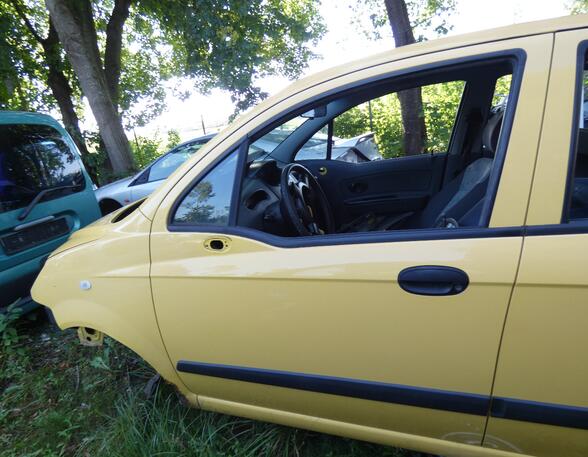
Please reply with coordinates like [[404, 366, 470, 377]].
[[0, 124, 85, 214], [148, 139, 208, 182], [248, 115, 311, 164]]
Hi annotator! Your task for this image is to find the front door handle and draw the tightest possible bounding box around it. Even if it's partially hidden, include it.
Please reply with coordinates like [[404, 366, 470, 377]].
[[398, 266, 469, 296]]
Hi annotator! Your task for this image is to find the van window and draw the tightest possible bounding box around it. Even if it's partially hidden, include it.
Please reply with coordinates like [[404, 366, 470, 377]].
[[0, 124, 85, 213]]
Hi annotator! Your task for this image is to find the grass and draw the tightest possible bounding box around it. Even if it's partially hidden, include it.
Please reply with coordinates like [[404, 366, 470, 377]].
[[0, 315, 428, 457]]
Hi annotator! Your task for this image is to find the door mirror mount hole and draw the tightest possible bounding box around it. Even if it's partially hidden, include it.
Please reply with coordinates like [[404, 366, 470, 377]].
[[204, 237, 231, 252]]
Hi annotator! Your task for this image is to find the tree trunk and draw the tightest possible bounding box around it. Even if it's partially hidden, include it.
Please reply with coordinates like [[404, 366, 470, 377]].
[[384, 0, 427, 155], [46, 65, 100, 177], [43, 22, 100, 180], [104, 0, 132, 109], [45, 0, 134, 175]]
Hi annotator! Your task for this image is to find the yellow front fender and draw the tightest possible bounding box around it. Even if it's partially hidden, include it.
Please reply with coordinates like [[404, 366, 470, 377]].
[[31, 206, 195, 404]]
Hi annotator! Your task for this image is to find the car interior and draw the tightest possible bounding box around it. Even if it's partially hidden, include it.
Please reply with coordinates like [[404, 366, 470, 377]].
[[233, 59, 513, 237], [172, 58, 515, 238]]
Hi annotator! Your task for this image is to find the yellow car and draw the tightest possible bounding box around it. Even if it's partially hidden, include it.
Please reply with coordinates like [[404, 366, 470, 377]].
[[32, 14, 588, 457]]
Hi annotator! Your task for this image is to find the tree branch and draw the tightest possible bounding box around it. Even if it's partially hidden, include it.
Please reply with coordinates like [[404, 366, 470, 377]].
[[10, 0, 45, 44], [46, 16, 59, 46], [104, 0, 132, 109]]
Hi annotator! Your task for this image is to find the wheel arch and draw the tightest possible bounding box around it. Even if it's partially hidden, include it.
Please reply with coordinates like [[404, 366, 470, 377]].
[[51, 298, 197, 404]]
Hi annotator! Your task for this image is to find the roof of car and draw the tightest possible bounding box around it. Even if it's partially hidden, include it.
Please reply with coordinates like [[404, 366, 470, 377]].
[[0, 111, 63, 129], [172, 133, 216, 151]]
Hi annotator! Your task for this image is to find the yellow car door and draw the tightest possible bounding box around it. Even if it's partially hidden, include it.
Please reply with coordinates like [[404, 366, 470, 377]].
[[485, 29, 588, 457], [149, 35, 551, 453]]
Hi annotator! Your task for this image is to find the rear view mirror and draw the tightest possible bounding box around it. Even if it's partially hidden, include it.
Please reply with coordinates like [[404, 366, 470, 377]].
[[301, 105, 327, 119]]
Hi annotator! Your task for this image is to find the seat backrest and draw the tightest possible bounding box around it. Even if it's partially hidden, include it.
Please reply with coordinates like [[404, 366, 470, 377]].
[[407, 109, 504, 229]]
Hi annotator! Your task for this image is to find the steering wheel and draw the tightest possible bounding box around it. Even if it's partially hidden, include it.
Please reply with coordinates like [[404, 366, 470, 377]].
[[280, 163, 335, 236]]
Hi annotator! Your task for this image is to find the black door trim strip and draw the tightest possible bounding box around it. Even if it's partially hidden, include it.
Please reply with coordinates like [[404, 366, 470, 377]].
[[177, 360, 588, 430], [491, 397, 588, 430], [177, 361, 488, 416]]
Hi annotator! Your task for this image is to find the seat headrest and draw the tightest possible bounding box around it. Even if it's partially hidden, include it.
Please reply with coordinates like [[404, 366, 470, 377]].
[[481, 109, 505, 156]]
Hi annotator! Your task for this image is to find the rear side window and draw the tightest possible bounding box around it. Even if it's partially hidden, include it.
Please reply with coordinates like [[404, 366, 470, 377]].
[[0, 124, 85, 214], [567, 50, 588, 220]]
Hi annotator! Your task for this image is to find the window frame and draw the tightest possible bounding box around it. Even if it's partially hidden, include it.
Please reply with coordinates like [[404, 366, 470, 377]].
[[167, 49, 526, 247], [561, 40, 588, 224], [170, 144, 243, 227]]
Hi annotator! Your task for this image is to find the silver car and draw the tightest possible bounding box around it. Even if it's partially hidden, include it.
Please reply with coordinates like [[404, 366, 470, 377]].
[[95, 134, 214, 215]]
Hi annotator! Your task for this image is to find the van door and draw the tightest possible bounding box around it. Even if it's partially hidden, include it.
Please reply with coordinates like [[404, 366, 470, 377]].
[[0, 120, 99, 310]]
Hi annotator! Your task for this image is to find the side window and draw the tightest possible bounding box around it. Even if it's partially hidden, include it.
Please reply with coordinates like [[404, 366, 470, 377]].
[[294, 80, 465, 162], [492, 74, 511, 108], [0, 124, 86, 213], [172, 151, 238, 225], [568, 51, 588, 221]]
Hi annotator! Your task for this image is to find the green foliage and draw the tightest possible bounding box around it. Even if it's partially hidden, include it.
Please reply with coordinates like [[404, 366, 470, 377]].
[[82, 130, 110, 185], [353, 0, 456, 42], [0, 4, 51, 110], [131, 134, 163, 170], [569, 0, 588, 14], [139, 0, 326, 112], [0, 0, 83, 110], [0, 301, 23, 355], [334, 81, 465, 159], [166, 129, 181, 150], [0, 321, 418, 457], [0, 326, 151, 456], [348, 0, 457, 157], [493, 74, 512, 106], [333, 104, 373, 140], [421, 80, 465, 151], [81, 388, 409, 457]]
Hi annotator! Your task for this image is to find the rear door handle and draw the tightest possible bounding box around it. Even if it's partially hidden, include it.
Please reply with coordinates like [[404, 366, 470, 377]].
[[398, 266, 469, 296]]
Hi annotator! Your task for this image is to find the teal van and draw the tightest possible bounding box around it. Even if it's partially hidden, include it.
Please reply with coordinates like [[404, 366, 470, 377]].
[[0, 112, 100, 313]]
